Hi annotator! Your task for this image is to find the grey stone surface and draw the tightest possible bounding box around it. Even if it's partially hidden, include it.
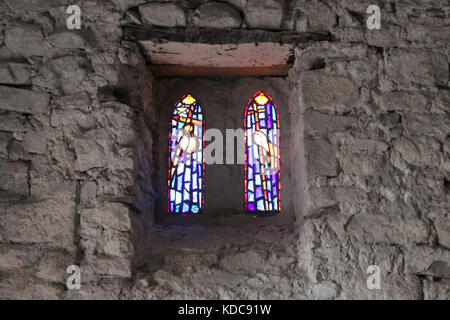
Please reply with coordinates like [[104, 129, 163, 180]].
[[299, 2, 336, 32], [366, 24, 401, 48], [346, 214, 429, 245], [386, 49, 448, 87], [4, 24, 51, 58], [244, 0, 284, 29], [0, 63, 31, 85], [0, 193, 75, 247], [48, 32, 87, 49], [0, 86, 49, 114], [32, 56, 87, 95], [139, 3, 186, 27], [192, 2, 242, 29], [303, 112, 356, 135], [375, 91, 429, 113], [5, 0, 67, 13], [305, 138, 339, 178], [0, 0, 448, 301], [0, 160, 28, 201], [300, 70, 358, 113]]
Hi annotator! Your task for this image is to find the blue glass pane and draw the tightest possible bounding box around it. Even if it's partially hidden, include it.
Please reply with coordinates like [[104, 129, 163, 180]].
[[257, 200, 265, 211], [177, 175, 183, 191], [193, 191, 198, 203], [175, 191, 182, 205], [248, 180, 254, 192], [185, 167, 191, 181], [256, 186, 263, 198], [193, 174, 198, 189]]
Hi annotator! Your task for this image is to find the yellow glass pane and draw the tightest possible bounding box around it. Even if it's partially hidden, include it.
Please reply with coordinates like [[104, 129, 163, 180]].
[[182, 94, 196, 105], [255, 93, 268, 105]]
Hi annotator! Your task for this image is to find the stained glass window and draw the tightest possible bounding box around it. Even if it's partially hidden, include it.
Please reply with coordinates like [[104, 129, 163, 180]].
[[244, 91, 281, 213], [168, 94, 205, 215]]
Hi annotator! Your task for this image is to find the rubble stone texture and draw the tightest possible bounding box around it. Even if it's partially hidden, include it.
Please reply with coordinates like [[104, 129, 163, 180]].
[[0, 0, 449, 300]]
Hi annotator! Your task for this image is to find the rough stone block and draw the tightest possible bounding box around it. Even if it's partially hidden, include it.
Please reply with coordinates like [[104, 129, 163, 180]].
[[435, 215, 450, 249], [375, 91, 428, 112], [0, 132, 10, 157], [0, 63, 31, 85], [346, 214, 429, 244], [36, 250, 76, 283], [23, 130, 47, 154], [0, 193, 75, 247], [303, 112, 356, 135], [0, 275, 62, 299], [305, 138, 339, 178], [244, 0, 284, 29], [193, 2, 242, 28], [221, 250, 266, 273], [334, 187, 368, 203], [82, 256, 132, 279], [306, 187, 337, 214], [0, 160, 28, 201], [81, 203, 131, 233], [73, 137, 107, 172], [139, 3, 186, 27], [366, 24, 401, 47], [301, 71, 358, 113], [101, 103, 135, 146], [32, 56, 87, 95], [393, 136, 441, 167], [339, 136, 389, 155], [407, 24, 450, 47], [405, 245, 450, 279], [4, 24, 50, 58], [48, 32, 87, 49], [310, 281, 337, 300], [386, 49, 448, 87], [0, 86, 50, 114], [5, 0, 66, 12], [342, 154, 383, 176], [432, 90, 449, 113], [0, 246, 38, 270], [403, 113, 450, 140], [53, 92, 92, 112], [423, 279, 450, 300], [80, 181, 97, 204], [301, 2, 336, 32], [0, 112, 27, 132]]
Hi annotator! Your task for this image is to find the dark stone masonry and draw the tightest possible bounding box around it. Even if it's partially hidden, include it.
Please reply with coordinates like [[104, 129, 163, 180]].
[[0, 0, 448, 299]]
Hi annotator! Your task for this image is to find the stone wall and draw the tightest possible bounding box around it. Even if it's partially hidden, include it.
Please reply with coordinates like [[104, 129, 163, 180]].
[[0, 0, 448, 299]]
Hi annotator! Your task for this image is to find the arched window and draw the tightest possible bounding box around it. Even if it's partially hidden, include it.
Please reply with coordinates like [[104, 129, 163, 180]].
[[244, 91, 281, 213], [168, 94, 205, 215]]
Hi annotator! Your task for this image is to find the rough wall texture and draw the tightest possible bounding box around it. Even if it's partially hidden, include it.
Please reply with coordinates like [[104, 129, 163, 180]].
[[0, 0, 449, 299]]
